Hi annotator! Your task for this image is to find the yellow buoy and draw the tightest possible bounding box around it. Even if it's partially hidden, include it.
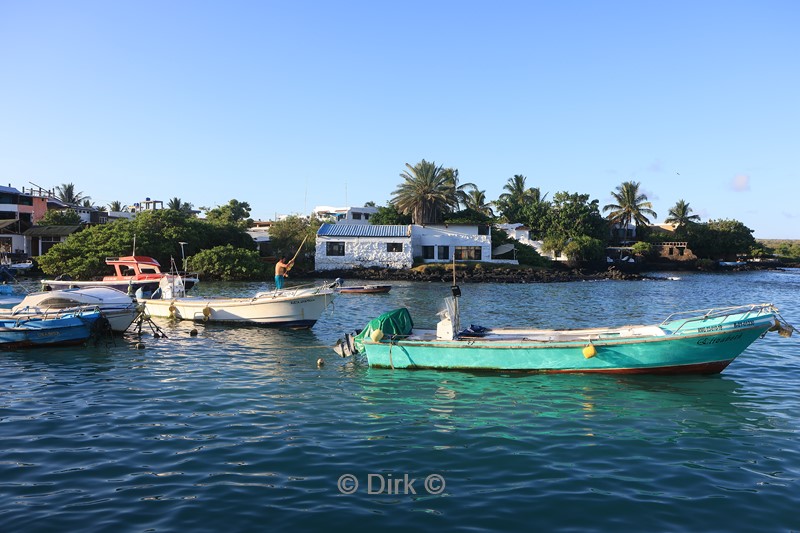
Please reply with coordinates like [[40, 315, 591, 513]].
[[202, 306, 212, 321], [370, 329, 384, 342], [168, 303, 177, 319], [317, 358, 325, 367], [582, 343, 597, 359]]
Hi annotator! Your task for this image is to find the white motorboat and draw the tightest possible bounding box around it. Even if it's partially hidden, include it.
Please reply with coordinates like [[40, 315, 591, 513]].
[[5, 287, 140, 334], [143, 282, 337, 328]]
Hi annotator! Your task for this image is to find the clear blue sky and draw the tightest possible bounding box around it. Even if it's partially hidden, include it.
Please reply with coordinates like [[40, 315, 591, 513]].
[[2, 1, 798, 238]]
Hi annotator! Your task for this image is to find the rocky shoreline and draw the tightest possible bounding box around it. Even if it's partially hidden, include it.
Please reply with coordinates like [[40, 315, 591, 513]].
[[310, 265, 649, 284], [307, 260, 793, 285]]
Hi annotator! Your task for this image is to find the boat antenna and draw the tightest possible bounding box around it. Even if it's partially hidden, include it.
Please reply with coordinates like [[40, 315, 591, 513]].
[[451, 254, 461, 334], [179, 241, 188, 272], [132, 234, 136, 256]]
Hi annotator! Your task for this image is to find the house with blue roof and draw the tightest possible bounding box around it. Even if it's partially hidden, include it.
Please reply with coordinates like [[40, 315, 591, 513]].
[[315, 222, 514, 270]]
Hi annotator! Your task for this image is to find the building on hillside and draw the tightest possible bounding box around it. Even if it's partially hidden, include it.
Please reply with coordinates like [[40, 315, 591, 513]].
[[312, 206, 378, 225], [315, 223, 517, 271]]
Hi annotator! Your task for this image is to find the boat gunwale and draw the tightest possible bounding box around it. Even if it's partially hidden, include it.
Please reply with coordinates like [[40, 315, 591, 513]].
[[362, 317, 775, 350]]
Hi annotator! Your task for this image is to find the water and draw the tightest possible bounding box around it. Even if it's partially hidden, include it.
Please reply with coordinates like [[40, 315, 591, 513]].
[[1, 270, 799, 532]]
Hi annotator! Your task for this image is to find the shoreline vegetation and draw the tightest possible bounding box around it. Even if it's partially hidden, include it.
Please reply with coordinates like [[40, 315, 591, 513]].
[[303, 260, 795, 285]]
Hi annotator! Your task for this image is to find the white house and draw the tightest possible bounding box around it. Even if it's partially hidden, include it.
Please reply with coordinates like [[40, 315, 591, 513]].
[[413, 224, 494, 263], [312, 205, 378, 225], [315, 223, 517, 270], [315, 224, 412, 270]]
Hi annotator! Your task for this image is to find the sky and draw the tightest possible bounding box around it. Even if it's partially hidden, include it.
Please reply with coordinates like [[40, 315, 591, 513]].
[[1, 1, 798, 238]]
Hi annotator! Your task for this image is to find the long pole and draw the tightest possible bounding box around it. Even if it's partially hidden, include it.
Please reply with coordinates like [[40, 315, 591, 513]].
[[287, 235, 308, 271]]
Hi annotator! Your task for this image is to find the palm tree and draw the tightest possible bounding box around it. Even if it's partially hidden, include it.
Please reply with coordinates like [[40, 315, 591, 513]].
[[167, 197, 193, 213], [603, 181, 657, 239], [107, 200, 123, 212], [664, 199, 700, 231], [496, 175, 547, 222], [392, 160, 459, 225], [462, 186, 495, 217], [55, 183, 90, 205]]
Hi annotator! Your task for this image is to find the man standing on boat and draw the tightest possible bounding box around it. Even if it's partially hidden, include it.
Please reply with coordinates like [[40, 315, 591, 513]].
[[275, 256, 293, 289]]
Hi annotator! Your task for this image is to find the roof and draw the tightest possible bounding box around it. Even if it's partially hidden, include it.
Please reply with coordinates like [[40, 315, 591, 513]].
[[23, 225, 82, 237], [0, 186, 22, 195], [317, 223, 410, 238]]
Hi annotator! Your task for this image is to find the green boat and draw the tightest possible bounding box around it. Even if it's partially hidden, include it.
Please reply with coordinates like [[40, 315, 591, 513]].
[[337, 289, 793, 374]]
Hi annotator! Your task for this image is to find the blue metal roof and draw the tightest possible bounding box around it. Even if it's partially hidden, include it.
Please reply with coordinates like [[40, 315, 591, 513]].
[[317, 223, 410, 238]]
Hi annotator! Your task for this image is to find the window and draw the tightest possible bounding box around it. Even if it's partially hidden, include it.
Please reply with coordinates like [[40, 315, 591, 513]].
[[326, 242, 345, 256], [454, 246, 481, 260], [438, 246, 449, 260], [422, 246, 435, 259], [478, 225, 489, 236], [352, 212, 362, 220], [387, 243, 403, 253]]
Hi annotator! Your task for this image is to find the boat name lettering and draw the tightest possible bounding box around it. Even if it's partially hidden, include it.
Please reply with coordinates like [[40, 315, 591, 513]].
[[291, 299, 314, 305], [733, 320, 755, 328], [698, 325, 723, 333], [696, 333, 742, 346]]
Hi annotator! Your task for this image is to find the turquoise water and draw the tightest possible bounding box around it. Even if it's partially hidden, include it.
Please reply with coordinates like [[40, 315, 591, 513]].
[[1, 270, 799, 532]]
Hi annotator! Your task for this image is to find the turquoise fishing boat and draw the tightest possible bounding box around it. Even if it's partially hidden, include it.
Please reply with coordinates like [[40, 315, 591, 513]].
[[337, 288, 793, 374]]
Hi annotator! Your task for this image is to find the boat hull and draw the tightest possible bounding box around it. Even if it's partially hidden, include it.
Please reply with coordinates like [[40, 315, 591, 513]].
[[143, 288, 336, 328], [339, 285, 392, 294], [362, 308, 776, 374], [4, 287, 139, 334], [0, 311, 102, 350]]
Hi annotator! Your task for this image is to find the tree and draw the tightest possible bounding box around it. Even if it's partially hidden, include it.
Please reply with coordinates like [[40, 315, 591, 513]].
[[547, 191, 607, 242], [55, 183, 90, 205], [203, 199, 252, 227], [603, 181, 657, 239], [268, 215, 321, 272], [168, 197, 194, 214], [460, 185, 495, 217], [495, 175, 547, 223], [190, 245, 268, 281], [684, 219, 756, 260], [37, 210, 255, 279], [665, 199, 700, 235], [370, 203, 412, 225], [107, 201, 123, 212], [392, 160, 459, 225], [38, 209, 82, 226]]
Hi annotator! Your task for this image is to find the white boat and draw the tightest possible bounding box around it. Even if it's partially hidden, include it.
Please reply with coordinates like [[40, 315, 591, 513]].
[[143, 282, 338, 328], [4, 287, 140, 334]]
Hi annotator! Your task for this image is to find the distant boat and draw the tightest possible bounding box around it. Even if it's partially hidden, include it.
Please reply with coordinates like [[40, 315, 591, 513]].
[[143, 282, 338, 329], [338, 284, 392, 294], [0, 309, 105, 350], [4, 287, 139, 334], [337, 290, 793, 374], [41, 256, 198, 296]]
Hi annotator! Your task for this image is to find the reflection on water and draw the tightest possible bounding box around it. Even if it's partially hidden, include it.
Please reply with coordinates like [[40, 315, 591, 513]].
[[1, 270, 799, 531]]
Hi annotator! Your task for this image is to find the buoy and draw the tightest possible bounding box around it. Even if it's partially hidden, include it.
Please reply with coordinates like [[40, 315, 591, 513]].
[[317, 358, 324, 367], [582, 343, 597, 359], [202, 306, 211, 321], [136, 342, 145, 349], [190, 328, 198, 336], [168, 303, 177, 319], [370, 329, 384, 342]]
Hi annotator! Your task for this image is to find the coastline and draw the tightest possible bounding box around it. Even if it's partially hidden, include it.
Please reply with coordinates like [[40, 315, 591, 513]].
[[306, 261, 792, 285]]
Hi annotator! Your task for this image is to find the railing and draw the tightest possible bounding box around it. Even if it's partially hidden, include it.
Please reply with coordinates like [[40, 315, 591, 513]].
[[660, 303, 775, 334]]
